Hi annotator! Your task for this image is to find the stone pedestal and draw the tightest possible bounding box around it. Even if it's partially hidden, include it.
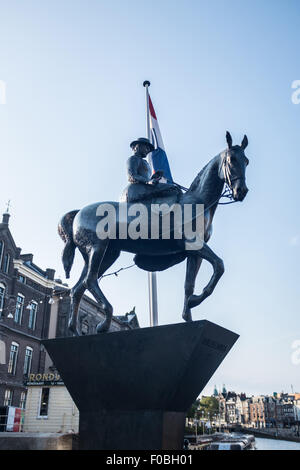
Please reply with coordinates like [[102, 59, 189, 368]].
[[43, 320, 238, 450]]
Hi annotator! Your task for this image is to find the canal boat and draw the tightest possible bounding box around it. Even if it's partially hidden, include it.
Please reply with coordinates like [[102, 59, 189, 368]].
[[206, 433, 255, 450]]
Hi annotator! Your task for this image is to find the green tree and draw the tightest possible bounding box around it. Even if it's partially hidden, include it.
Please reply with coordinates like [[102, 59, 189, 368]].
[[198, 396, 219, 418], [186, 399, 200, 419]]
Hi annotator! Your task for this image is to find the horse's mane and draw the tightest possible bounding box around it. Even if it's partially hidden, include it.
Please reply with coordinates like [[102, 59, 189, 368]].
[[188, 154, 220, 193]]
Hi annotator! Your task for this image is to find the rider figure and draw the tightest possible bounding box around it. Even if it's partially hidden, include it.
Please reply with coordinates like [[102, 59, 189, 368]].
[[120, 137, 181, 203]]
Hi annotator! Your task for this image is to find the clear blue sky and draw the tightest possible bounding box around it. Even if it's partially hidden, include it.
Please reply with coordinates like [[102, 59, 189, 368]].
[[0, 0, 299, 396]]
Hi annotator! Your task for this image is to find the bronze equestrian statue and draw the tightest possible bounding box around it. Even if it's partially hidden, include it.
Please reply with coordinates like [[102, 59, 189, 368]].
[[58, 131, 249, 335]]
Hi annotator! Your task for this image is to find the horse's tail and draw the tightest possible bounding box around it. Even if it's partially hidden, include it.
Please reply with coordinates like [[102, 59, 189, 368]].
[[58, 210, 79, 279]]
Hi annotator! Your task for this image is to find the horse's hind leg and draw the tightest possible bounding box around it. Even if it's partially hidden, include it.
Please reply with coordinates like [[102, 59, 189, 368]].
[[182, 255, 203, 322], [85, 243, 120, 333], [187, 243, 224, 311], [69, 252, 88, 336]]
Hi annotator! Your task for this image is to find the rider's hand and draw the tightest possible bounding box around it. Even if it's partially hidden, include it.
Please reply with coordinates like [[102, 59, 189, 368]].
[[151, 170, 163, 180]]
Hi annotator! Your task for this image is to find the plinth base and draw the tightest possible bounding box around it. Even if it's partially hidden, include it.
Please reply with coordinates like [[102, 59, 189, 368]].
[[80, 410, 185, 450], [43, 320, 238, 450]]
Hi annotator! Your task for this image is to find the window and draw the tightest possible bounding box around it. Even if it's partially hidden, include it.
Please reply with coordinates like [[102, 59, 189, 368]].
[[18, 275, 26, 284], [81, 319, 89, 336], [39, 388, 50, 417], [3, 253, 10, 274], [20, 392, 27, 410], [0, 283, 5, 318], [0, 340, 5, 365], [4, 389, 13, 406], [8, 342, 19, 375], [28, 301, 38, 330], [14, 294, 24, 324], [0, 241, 3, 268], [23, 347, 33, 376]]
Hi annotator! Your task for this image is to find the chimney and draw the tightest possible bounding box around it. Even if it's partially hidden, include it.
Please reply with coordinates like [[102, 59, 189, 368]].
[[46, 268, 55, 280], [20, 253, 33, 263], [2, 213, 10, 225]]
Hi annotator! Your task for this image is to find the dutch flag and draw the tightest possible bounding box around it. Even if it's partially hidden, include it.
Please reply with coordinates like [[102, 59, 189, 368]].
[[147, 95, 174, 184]]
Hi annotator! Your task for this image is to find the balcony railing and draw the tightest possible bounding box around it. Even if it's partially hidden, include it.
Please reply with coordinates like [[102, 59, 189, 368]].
[[0, 406, 25, 432]]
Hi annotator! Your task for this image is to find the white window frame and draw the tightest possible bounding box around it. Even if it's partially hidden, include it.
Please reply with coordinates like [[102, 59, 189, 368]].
[[20, 391, 27, 410], [28, 301, 38, 330], [0, 340, 6, 365], [18, 274, 26, 284], [0, 282, 5, 317], [23, 346, 33, 376], [8, 341, 19, 375], [38, 387, 50, 419], [3, 253, 10, 274], [0, 241, 4, 268], [14, 293, 25, 324], [81, 319, 89, 335], [4, 389, 13, 407]]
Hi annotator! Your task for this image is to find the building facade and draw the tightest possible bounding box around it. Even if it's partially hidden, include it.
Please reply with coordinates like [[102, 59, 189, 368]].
[[24, 303, 139, 433], [0, 212, 58, 410], [0, 210, 139, 431], [213, 389, 300, 429], [23, 376, 79, 433], [249, 396, 266, 428]]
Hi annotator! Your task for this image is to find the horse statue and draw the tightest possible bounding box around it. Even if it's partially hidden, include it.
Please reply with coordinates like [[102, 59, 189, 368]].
[[58, 131, 249, 335]]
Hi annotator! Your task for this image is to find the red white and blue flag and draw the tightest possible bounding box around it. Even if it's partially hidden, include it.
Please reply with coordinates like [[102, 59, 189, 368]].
[[147, 95, 174, 183]]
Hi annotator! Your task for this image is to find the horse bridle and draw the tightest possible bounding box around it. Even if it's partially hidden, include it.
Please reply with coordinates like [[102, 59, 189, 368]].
[[219, 150, 244, 190], [217, 151, 243, 205]]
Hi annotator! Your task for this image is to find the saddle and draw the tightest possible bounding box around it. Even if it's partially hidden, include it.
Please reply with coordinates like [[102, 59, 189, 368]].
[[120, 182, 183, 206]]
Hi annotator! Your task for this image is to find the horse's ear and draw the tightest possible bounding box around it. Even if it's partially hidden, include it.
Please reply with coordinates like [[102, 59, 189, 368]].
[[226, 131, 233, 149], [241, 135, 248, 150]]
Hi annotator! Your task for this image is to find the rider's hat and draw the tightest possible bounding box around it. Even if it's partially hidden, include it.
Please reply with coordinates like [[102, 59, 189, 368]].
[[130, 137, 155, 152]]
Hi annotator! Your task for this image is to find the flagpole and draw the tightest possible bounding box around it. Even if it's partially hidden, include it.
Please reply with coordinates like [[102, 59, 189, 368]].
[[143, 80, 158, 327]]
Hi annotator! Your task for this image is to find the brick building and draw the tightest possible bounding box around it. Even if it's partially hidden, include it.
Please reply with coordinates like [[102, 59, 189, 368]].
[[0, 211, 59, 410], [249, 396, 266, 428], [23, 291, 139, 433], [0, 210, 139, 421], [213, 389, 300, 429], [235, 393, 250, 425]]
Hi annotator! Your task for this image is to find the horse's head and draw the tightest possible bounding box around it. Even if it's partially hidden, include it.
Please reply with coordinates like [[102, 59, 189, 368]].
[[220, 131, 249, 201]]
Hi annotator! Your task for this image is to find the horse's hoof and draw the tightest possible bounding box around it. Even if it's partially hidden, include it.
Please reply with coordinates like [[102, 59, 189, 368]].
[[96, 321, 110, 333], [70, 328, 80, 337], [68, 322, 80, 337], [182, 309, 192, 322], [187, 294, 200, 309]]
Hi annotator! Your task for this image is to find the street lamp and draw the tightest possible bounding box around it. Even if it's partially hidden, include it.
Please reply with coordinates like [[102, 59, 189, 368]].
[[207, 412, 211, 435], [193, 418, 199, 442], [213, 413, 217, 433], [200, 411, 205, 435]]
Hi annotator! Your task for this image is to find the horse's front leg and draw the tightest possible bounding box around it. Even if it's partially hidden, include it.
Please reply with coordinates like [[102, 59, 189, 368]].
[[187, 243, 225, 311], [182, 255, 203, 322], [68, 254, 89, 336]]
